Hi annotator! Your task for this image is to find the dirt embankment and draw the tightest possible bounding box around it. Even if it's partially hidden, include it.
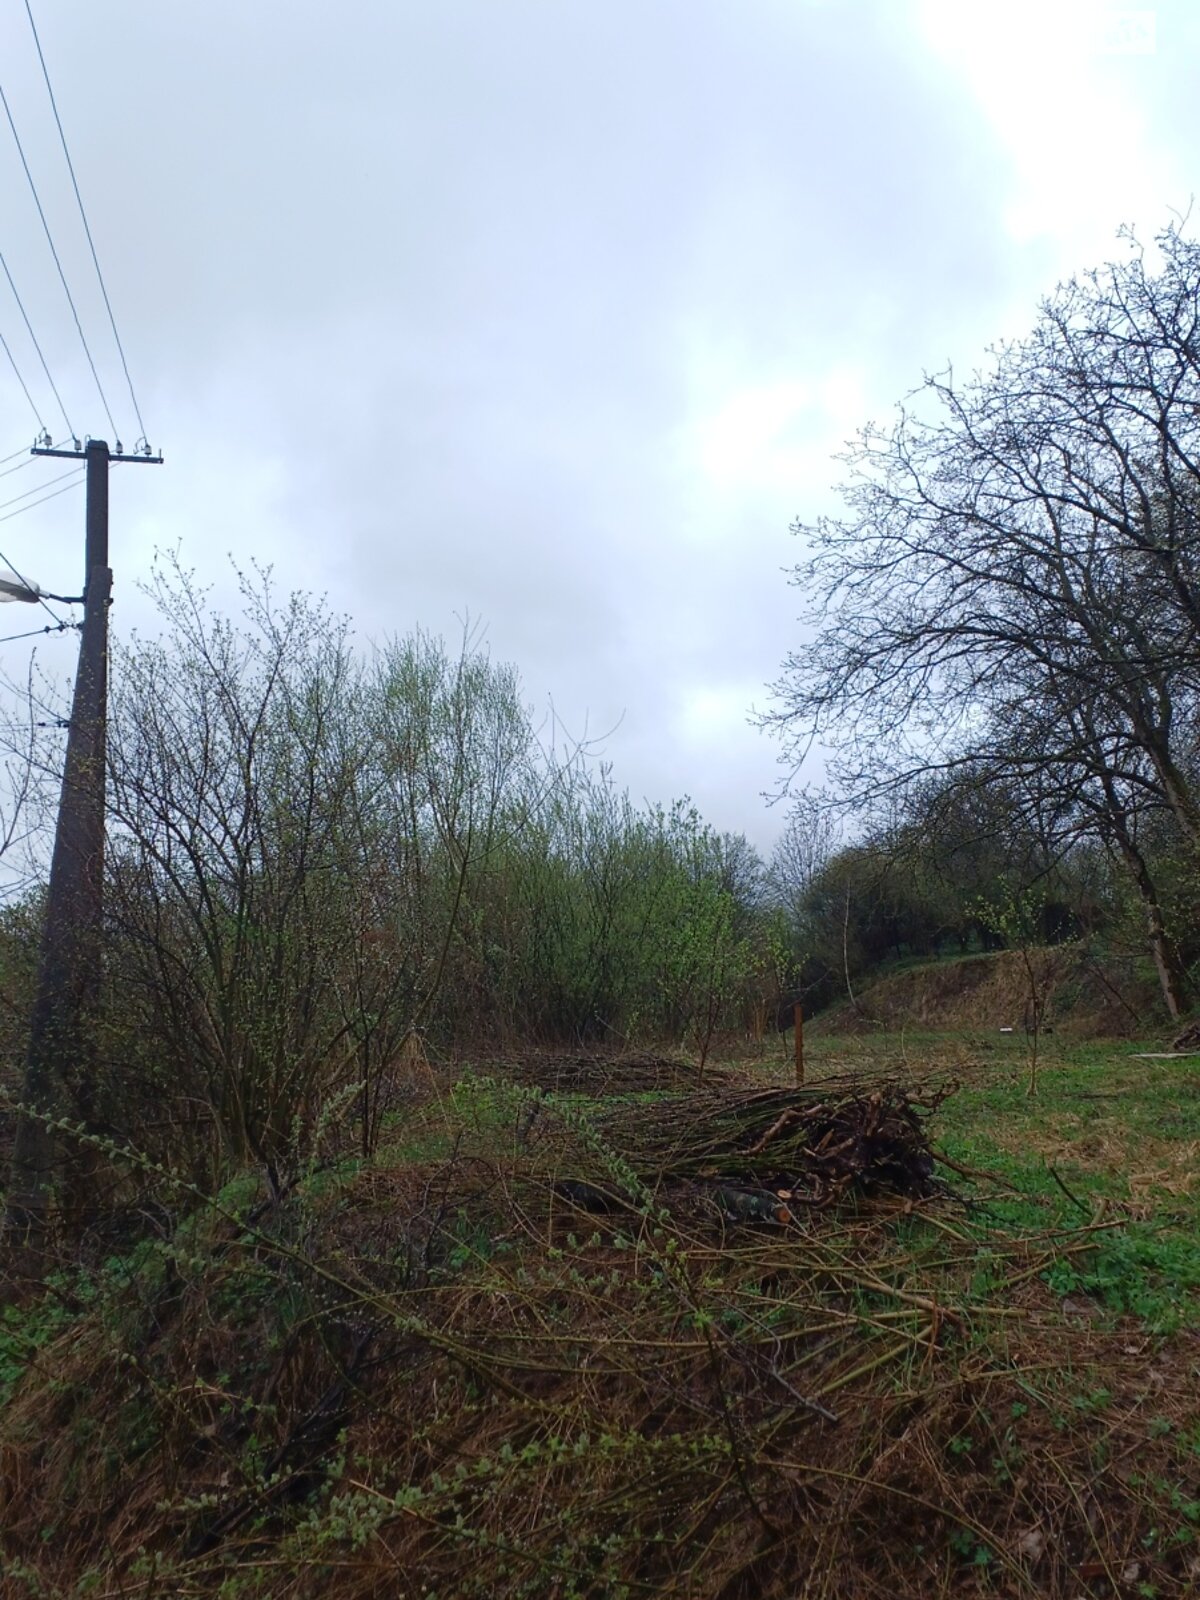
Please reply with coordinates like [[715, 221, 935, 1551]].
[[813, 946, 1167, 1038]]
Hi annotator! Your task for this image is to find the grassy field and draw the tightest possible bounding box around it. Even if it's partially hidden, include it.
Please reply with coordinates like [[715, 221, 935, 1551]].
[[4, 1033, 1200, 1598]]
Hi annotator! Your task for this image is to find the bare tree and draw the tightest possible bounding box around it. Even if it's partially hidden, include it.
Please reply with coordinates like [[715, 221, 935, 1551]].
[[768, 225, 1200, 1013], [103, 563, 379, 1185], [769, 792, 838, 930]]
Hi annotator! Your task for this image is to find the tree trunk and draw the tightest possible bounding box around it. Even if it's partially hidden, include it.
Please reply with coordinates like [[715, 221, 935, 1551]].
[[1110, 830, 1188, 1021]]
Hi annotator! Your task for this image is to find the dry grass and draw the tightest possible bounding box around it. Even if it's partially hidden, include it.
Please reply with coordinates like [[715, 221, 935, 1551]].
[[989, 1113, 1200, 1205]]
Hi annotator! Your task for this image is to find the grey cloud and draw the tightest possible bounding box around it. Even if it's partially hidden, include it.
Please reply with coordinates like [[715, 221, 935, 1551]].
[[3, 0, 1158, 849]]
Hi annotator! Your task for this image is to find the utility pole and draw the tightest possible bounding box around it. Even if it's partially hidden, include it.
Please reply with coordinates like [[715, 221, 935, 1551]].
[[5, 438, 161, 1266]]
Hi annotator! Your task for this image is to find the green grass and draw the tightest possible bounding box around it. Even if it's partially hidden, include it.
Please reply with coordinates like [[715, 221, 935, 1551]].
[[781, 1031, 1200, 1332], [929, 1042, 1200, 1332]]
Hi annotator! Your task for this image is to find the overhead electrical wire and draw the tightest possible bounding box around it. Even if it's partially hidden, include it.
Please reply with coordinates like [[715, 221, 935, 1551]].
[[0, 473, 83, 526], [0, 472, 84, 579], [0, 475, 84, 628], [0, 78, 118, 439], [0, 619, 73, 647], [0, 464, 84, 514], [0, 324, 45, 432], [23, 0, 149, 448], [0, 446, 33, 467], [0, 548, 70, 623], [0, 457, 39, 486], [0, 452, 85, 627], [0, 9, 155, 674], [0, 247, 74, 441]]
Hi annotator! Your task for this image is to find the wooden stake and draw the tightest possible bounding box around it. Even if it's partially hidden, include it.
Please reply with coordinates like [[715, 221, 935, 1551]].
[[794, 1002, 804, 1086]]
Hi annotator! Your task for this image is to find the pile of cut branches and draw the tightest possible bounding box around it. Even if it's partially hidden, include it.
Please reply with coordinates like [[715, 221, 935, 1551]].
[[591, 1077, 952, 1211]]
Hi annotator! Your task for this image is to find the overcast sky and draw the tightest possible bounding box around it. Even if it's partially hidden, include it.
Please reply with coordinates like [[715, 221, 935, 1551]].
[[0, 0, 1194, 852]]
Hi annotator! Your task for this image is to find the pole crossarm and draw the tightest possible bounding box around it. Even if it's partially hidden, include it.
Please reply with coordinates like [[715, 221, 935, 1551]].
[[32, 445, 162, 464]]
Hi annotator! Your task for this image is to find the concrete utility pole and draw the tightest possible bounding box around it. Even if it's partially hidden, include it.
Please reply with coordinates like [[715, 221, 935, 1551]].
[[5, 438, 161, 1261]]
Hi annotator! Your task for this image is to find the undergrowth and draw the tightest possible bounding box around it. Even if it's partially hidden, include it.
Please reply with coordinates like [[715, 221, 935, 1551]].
[[2, 1040, 1200, 1598]]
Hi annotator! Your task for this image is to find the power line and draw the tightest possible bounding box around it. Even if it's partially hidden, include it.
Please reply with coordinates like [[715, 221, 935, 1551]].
[[0, 524, 71, 623], [0, 454, 38, 481], [0, 325, 46, 433], [23, 0, 149, 449], [0, 471, 82, 517], [0, 619, 73, 647], [0, 471, 85, 624], [0, 446, 33, 467], [0, 476, 80, 626], [0, 248, 74, 441], [0, 77, 117, 438], [0, 473, 83, 530], [0, 465, 85, 515]]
